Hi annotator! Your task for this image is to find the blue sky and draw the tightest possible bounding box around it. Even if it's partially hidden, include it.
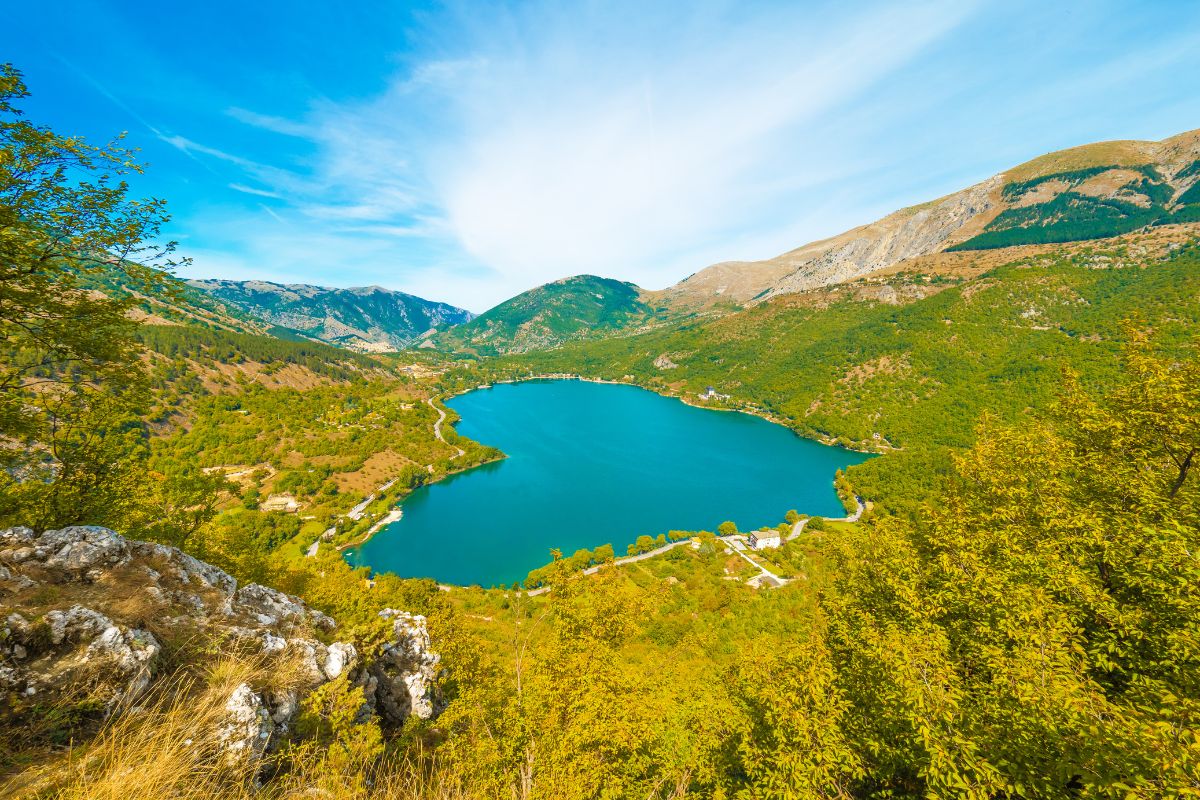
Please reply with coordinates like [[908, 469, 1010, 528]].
[[7, 1, 1200, 311]]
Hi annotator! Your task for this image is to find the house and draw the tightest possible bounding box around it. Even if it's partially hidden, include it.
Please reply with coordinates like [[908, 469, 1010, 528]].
[[700, 386, 731, 401], [748, 528, 782, 550], [260, 493, 300, 513]]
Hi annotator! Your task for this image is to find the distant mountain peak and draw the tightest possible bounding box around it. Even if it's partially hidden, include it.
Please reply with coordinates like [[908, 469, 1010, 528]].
[[187, 279, 474, 352]]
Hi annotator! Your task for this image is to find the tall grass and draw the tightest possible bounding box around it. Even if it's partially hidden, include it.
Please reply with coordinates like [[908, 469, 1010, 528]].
[[3, 654, 475, 800]]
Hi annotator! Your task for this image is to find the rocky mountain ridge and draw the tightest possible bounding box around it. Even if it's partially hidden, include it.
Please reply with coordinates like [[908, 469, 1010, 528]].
[[188, 279, 474, 352], [429, 128, 1200, 356], [657, 128, 1200, 310]]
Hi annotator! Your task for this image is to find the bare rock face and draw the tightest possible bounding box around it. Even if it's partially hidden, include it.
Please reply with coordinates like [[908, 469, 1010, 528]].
[[219, 683, 275, 761], [362, 609, 443, 724], [234, 583, 336, 632], [653, 354, 679, 370], [654, 176, 1003, 311], [1, 606, 159, 712], [0, 525, 441, 762], [758, 176, 1002, 301]]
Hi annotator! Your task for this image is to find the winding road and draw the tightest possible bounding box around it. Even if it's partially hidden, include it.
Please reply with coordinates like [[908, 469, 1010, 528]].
[[428, 397, 465, 459]]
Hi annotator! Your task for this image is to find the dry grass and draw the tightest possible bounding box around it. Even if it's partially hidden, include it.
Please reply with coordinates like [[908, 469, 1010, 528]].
[[7, 660, 261, 800], [1004, 138, 1157, 183], [2, 651, 477, 800]]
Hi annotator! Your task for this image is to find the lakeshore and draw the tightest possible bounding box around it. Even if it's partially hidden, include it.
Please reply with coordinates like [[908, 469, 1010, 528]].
[[345, 379, 873, 587], [465, 372, 890, 455]]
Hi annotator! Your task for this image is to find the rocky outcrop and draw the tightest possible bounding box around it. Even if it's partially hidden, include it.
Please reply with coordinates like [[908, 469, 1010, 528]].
[[219, 683, 275, 761], [655, 177, 1002, 311], [654, 128, 1200, 314], [653, 354, 679, 370], [758, 176, 1001, 301], [0, 525, 441, 762], [363, 609, 442, 724]]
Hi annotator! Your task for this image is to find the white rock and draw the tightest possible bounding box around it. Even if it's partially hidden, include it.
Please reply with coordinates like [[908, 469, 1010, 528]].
[[46, 606, 112, 645], [323, 642, 357, 681], [365, 610, 442, 724], [218, 683, 274, 760]]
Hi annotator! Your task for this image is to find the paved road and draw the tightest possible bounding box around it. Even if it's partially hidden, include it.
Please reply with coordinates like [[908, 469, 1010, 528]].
[[724, 537, 786, 586], [522, 497, 867, 595], [428, 397, 465, 459], [784, 496, 865, 543]]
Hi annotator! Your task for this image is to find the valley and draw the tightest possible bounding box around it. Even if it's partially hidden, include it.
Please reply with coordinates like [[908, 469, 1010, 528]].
[[3, 56, 1198, 799]]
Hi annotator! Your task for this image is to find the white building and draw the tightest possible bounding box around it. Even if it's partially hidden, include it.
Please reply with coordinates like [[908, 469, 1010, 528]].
[[748, 529, 782, 550], [261, 493, 300, 513]]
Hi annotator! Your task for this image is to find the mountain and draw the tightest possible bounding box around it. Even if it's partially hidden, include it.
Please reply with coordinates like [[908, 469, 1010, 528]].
[[431, 274, 656, 355], [430, 128, 1200, 357], [187, 279, 474, 352], [656, 128, 1200, 310]]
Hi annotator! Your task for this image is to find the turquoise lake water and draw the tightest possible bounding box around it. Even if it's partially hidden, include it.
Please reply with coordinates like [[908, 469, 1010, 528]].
[[347, 380, 872, 587]]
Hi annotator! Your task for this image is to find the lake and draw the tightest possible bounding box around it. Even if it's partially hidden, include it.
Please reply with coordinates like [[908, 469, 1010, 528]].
[[347, 380, 872, 587]]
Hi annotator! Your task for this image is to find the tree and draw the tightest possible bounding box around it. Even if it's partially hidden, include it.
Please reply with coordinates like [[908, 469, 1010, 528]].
[[567, 547, 594, 571], [634, 534, 655, 554], [1061, 329, 1200, 501], [0, 64, 184, 533], [814, 338, 1200, 797], [717, 521, 737, 536], [242, 486, 261, 510], [785, 509, 801, 525]]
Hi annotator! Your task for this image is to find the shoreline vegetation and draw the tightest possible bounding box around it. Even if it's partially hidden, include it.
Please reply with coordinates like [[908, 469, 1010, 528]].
[[521, 495, 867, 597], [7, 59, 1199, 796], [449, 372, 890, 455]]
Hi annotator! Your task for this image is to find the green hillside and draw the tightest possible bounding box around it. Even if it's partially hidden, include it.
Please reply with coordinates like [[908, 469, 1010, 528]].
[[950, 161, 1200, 250], [433, 274, 657, 355], [475, 231, 1200, 512], [5, 62, 1200, 799]]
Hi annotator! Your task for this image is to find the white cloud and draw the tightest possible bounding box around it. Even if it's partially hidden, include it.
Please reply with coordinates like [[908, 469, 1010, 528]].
[[180, 1, 981, 308]]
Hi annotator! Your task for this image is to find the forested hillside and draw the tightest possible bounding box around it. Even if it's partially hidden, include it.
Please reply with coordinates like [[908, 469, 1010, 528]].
[[474, 225, 1200, 511], [432, 274, 659, 355]]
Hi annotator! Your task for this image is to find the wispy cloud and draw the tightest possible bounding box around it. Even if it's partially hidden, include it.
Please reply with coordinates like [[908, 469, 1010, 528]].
[[225, 107, 314, 137], [40, 0, 1200, 311], [229, 182, 282, 199], [182, 0, 977, 309]]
